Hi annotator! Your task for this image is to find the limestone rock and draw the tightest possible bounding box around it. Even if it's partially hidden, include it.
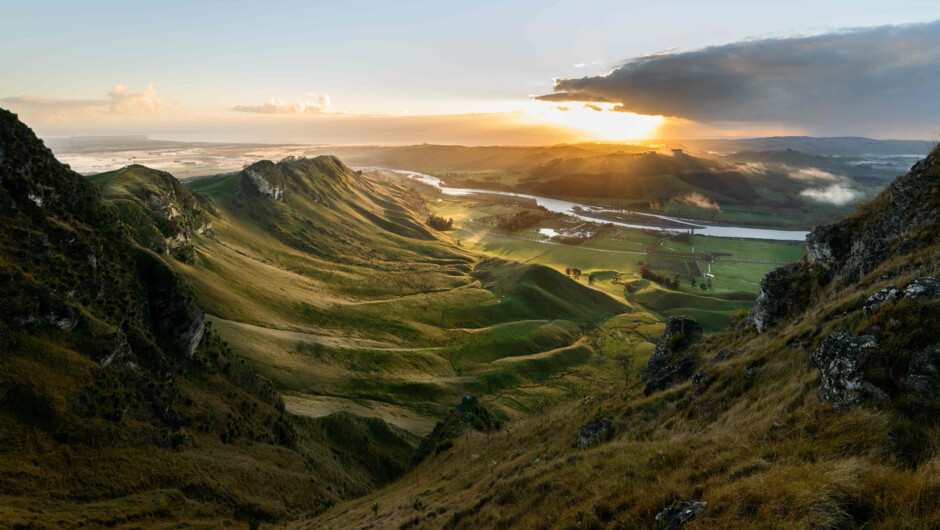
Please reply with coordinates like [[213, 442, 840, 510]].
[[243, 160, 286, 201], [643, 316, 702, 395], [865, 285, 901, 315], [811, 332, 886, 412], [576, 414, 613, 449], [747, 262, 802, 333], [903, 277, 940, 301], [655, 500, 706, 529], [905, 346, 940, 402]]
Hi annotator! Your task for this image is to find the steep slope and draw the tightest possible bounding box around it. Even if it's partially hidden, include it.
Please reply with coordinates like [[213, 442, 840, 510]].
[[299, 149, 940, 529], [0, 110, 416, 527], [88, 164, 214, 262], [132, 154, 633, 437]]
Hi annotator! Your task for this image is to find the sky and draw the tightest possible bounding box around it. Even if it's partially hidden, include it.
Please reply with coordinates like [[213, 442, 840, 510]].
[[0, 1, 938, 144]]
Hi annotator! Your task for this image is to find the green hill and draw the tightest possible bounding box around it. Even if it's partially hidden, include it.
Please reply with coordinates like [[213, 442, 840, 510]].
[[298, 147, 940, 530], [88, 164, 214, 262], [0, 110, 418, 527]]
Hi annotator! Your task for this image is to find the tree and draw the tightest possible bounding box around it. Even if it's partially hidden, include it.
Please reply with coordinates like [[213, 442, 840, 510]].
[[588, 274, 596, 285], [691, 277, 697, 288], [427, 215, 454, 230], [565, 267, 572, 276], [572, 268, 582, 280], [700, 283, 708, 291], [706, 277, 713, 290], [371, 502, 380, 519]]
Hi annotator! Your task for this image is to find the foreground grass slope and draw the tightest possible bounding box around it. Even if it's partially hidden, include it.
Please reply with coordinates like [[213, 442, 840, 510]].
[[299, 149, 940, 529]]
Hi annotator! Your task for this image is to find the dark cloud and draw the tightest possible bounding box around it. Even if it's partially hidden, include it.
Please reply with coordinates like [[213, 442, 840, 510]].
[[535, 21, 940, 135]]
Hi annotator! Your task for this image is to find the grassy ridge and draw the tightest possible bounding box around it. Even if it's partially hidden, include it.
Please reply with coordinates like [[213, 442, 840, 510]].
[[167, 157, 634, 431]]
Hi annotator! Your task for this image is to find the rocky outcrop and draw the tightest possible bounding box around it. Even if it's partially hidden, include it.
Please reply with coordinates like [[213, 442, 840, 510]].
[[747, 262, 804, 333], [904, 277, 940, 301], [576, 414, 613, 449], [92, 165, 214, 262], [805, 153, 940, 285], [865, 285, 901, 315], [905, 346, 940, 402], [243, 160, 286, 201], [811, 332, 886, 412], [749, 152, 940, 335], [865, 277, 939, 315], [0, 108, 207, 397], [414, 394, 501, 462], [655, 500, 706, 529], [643, 316, 702, 395]]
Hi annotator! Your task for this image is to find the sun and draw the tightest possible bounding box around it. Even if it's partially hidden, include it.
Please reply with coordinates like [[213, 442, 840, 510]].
[[535, 102, 664, 141]]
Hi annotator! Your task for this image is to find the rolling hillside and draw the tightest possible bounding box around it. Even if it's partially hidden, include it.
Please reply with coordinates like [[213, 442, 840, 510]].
[[95, 153, 636, 436], [296, 146, 940, 530]]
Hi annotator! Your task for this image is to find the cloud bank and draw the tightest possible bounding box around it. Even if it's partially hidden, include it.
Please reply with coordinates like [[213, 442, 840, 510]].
[[535, 21, 940, 136], [1, 83, 172, 122], [233, 94, 334, 114]]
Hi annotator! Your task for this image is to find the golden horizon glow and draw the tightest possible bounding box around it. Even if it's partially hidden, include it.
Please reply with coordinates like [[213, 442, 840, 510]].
[[532, 102, 664, 141]]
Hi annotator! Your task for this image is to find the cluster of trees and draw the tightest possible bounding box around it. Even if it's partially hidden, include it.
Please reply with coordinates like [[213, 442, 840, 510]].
[[690, 276, 713, 290], [639, 266, 681, 289], [497, 211, 542, 232], [564, 267, 596, 285], [427, 215, 454, 230]]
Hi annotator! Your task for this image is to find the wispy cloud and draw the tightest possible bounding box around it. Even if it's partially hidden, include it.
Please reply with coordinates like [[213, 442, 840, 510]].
[[1, 83, 174, 121], [108, 82, 168, 113], [535, 21, 940, 135], [671, 192, 721, 211], [800, 183, 859, 205], [232, 94, 335, 115]]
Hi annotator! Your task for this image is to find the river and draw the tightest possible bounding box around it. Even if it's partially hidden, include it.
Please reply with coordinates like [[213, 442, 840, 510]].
[[372, 168, 810, 242]]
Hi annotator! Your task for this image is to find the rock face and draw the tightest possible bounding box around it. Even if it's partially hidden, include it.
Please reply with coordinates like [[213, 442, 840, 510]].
[[805, 153, 940, 285], [811, 332, 886, 411], [655, 500, 706, 529], [92, 165, 214, 262], [906, 346, 940, 402], [243, 160, 286, 201], [576, 414, 613, 449], [747, 262, 804, 333], [643, 316, 703, 395], [138, 253, 205, 358], [749, 152, 940, 335], [414, 394, 502, 462], [0, 108, 205, 372]]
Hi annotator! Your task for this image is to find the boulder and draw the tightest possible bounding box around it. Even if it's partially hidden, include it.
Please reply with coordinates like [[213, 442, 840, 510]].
[[654, 500, 706, 529], [747, 262, 802, 333], [576, 414, 613, 449], [903, 277, 940, 301], [710, 349, 734, 365], [865, 285, 901, 315], [811, 332, 887, 412], [905, 346, 940, 402], [643, 316, 702, 395]]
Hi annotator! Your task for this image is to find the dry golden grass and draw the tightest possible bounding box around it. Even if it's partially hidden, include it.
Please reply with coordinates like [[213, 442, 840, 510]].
[[291, 242, 940, 529]]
